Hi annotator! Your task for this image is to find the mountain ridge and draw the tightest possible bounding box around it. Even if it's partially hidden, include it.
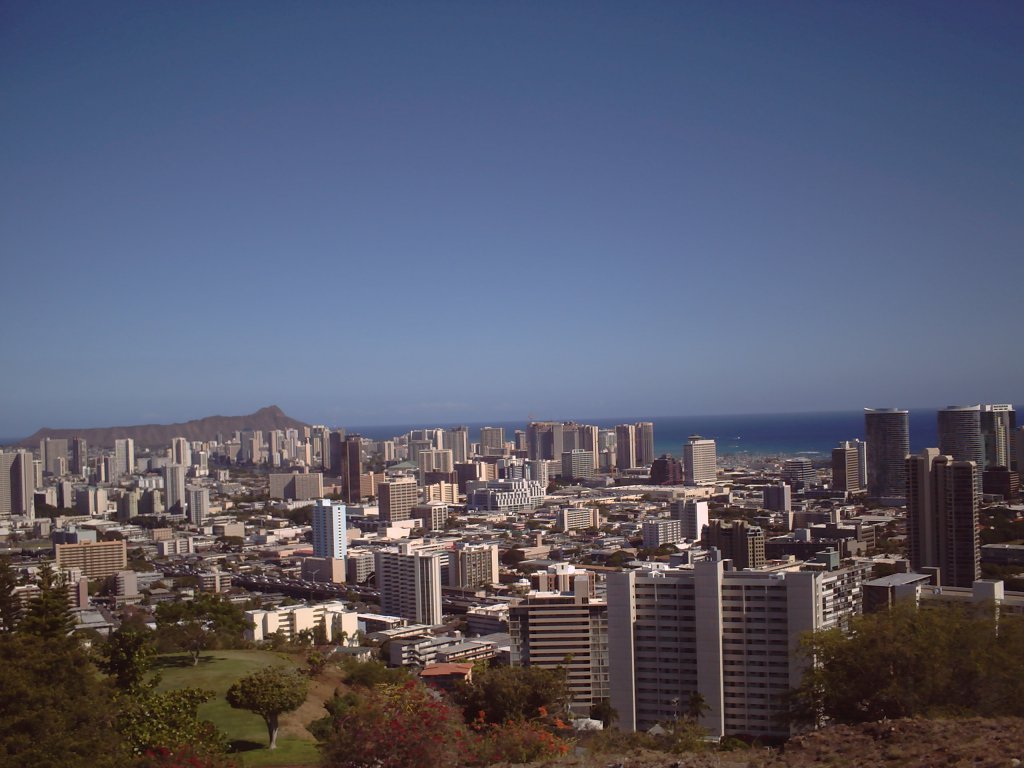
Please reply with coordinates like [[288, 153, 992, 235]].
[[17, 405, 310, 449]]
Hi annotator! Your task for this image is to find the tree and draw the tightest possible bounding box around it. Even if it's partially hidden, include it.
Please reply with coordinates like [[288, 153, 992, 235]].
[[589, 698, 618, 728], [226, 665, 308, 749], [453, 664, 570, 724], [19, 561, 75, 642], [117, 687, 228, 759], [0, 555, 21, 633], [99, 626, 157, 691], [320, 680, 468, 768]]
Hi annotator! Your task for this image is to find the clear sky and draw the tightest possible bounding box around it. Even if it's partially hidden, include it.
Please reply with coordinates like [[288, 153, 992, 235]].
[[1, 1, 1021, 436]]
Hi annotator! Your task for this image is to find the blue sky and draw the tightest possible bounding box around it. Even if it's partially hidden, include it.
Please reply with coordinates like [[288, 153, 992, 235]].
[[1, 1, 1021, 436]]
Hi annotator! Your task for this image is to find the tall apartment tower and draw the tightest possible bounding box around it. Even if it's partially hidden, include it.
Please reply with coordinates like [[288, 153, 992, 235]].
[[703, 519, 766, 569], [70, 437, 88, 477], [444, 426, 470, 464], [113, 438, 135, 481], [187, 486, 209, 526], [831, 441, 865, 493], [449, 542, 499, 588], [171, 437, 192, 468], [378, 477, 418, 522], [375, 543, 443, 625], [0, 450, 36, 519], [607, 559, 867, 739], [980, 404, 1016, 470], [341, 435, 363, 504], [671, 498, 709, 541], [634, 422, 655, 466], [40, 438, 69, 476], [864, 408, 909, 501], [509, 576, 609, 716], [312, 499, 347, 559], [906, 449, 980, 587], [479, 427, 506, 457], [527, 422, 563, 461], [615, 424, 637, 470], [683, 435, 717, 485], [164, 464, 186, 514], [937, 406, 984, 494]]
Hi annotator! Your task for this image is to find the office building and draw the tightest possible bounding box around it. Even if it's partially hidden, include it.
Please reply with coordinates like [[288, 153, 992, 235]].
[[171, 437, 192, 468], [337, 435, 363, 503], [703, 520, 766, 569], [465, 478, 545, 513], [683, 436, 717, 485], [831, 441, 865, 493], [607, 559, 867, 739], [615, 424, 637, 470], [864, 407, 910, 501], [762, 483, 792, 515], [375, 543, 443, 625], [378, 477, 418, 522], [557, 505, 600, 532], [561, 449, 595, 481], [449, 542, 499, 588], [938, 406, 984, 494], [650, 454, 683, 485], [40, 438, 69, 476], [113, 438, 135, 481], [0, 450, 35, 519], [70, 437, 88, 477], [411, 501, 449, 532], [672, 498, 709, 541], [907, 449, 980, 588], [312, 499, 347, 559], [187, 486, 209, 526], [269, 471, 324, 501], [164, 464, 186, 514], [781, 457, 816, 488]]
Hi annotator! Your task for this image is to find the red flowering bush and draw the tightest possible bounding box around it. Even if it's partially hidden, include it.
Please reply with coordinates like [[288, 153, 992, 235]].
[[467, 717, 572, 765], [134, 744, 237, 768]]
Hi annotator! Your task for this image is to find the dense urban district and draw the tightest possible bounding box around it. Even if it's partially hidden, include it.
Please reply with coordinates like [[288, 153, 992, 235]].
[[2, 404, 1024, 768]]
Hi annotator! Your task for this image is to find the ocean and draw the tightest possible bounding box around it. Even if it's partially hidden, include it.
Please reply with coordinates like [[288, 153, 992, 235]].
[[345, 409, 955, 459]]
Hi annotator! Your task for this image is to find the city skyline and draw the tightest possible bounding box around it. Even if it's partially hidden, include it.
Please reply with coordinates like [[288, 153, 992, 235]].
[[2, 2, 1022, 437]]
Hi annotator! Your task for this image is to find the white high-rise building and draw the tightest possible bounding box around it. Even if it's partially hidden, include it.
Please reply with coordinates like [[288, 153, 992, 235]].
[[312, 499, 347, 559], [171, 437, 192, 468], [164, 464, 186, 514], [375, 543, 443, 625], [378, 477, 419, 522], [615, 424, 637, 470], [187, 486, 209, 526], [683, 435, 717, 485], [980, 404, 1015, 470], [0, 450, 35, 519], [113, 438, 135, 481], [671, 498, 709, 541], [608, 559, 867, 740], [449, 542, 499, 589]]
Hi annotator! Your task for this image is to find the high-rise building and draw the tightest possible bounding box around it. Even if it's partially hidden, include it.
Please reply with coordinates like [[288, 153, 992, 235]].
[[527, 422, 563, 461], [479, 427, 506, 457], [561, 449, 595, 480], [171, 437, 192, 468], [341, 435, 363, 504], [187, 486, 209, 526], [641, 518, 683, 548], [703, 519, 766, 569], [378, 477, 418, 522], [831, 441, 865, 493], [634, 422, 655, 466], [607, 559, 867, 739], [671, 498, 709, 541], [269, 471, 324, 501], [444, 426, 470, 464], [906, 449, 979, 587], [762, 483, 792, 515], [781, 457, 816, 488], [312, 498, 347, 559], [70, 437, 88, 477], [980, 404, 1016, 470], [683, 435, 717, 485], [649, 454, 683, 485], [164, 464, 186, 514], [375, 543, 443, 625], [40, 438, 69, 477], [55, 539, 128, 579], [864, 408, 910, 501], [113, 438, 135, 481], [449, 542, 499, 588], [615, 424, 637, 470], [417, 449, 453, 475], [937, 406, 984, 494], [0, 450, 35, 519], [509, 577, 608, 716]]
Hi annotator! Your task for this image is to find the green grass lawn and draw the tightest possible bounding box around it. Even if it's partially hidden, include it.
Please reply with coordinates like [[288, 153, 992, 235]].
[[154, 650, 320, 767]]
